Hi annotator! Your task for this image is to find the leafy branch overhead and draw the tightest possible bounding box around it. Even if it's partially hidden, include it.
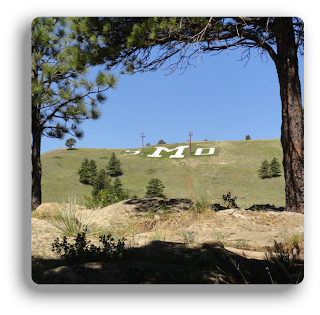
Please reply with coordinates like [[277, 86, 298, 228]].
[[70, 17, 303, 75], [32, 17, 118, 209], [32, 17, 118, 140]]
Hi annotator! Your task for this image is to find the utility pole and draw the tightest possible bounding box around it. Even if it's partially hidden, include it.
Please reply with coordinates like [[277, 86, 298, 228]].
[[188, 131, 194, 155], [140, 133, 146, 155]]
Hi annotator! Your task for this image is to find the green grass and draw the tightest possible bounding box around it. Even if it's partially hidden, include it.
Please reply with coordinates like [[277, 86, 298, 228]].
[[41, 139, 285, 208]]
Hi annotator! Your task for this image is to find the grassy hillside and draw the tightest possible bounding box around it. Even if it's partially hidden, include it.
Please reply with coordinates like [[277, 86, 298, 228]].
[[41, 139, 285, 208]]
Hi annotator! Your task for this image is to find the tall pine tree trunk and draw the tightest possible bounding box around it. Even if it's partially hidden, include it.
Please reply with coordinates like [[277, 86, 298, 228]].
[[31, 41, 42, 209], [31, 106, 42, 210], [274, 18, 304, 213]]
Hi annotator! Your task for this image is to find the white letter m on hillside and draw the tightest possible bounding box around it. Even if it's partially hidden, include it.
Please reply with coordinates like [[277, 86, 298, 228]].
[[147, 146, 189, 158]]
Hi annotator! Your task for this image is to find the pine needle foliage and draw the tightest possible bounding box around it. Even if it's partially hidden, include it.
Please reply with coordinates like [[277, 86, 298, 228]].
[[31, 17, 118, 208], [32, 17, 118, 140], [106, 152, 123, 177], [145, 178, 166, 198]]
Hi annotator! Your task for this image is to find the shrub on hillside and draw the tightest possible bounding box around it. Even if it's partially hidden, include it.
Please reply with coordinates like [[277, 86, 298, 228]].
[[52, 231, 126, 264], [222, 191, 238, 209], [157, 140, 166, 144], [85, 177, 129, 209]]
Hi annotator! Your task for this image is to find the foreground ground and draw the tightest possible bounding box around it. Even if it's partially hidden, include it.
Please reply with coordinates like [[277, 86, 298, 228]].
[[32, 198, 304, 284]]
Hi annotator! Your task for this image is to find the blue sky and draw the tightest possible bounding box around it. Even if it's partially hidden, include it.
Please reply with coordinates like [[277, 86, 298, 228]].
[[40, 45, 304, 153]]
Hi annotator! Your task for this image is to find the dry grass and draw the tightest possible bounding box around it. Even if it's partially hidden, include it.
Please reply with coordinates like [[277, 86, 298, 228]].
[[44, 201, 93, 237], [105, 205, 216, 239], [41, 139, 286, 208]]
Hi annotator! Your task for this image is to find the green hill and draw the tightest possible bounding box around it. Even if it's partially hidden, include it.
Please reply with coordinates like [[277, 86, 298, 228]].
[[41, 139, 285, 208]]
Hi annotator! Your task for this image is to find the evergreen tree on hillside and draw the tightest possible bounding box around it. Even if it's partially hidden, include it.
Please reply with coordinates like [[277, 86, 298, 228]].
[[113, 177, 124, 198], [88, 159, 98, 184], [145, 178, 166, 198], [106, 152, 123, 177], [270, 157, 281, 177], [92, 169, 111, 196], [78, 158, 91, 184], [78, 158, 97, 185], [258, 160, 271, 179]]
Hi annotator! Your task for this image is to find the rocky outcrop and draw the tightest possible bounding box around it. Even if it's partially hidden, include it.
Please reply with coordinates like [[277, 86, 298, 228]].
[[121, 197, 194, 213]]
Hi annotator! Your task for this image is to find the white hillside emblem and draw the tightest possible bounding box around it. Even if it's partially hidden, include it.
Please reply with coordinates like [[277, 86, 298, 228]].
[[194, 148, 215, 155], [123, 146, 215, 158], [147, 146, 189, 158], [123, 150, 141, 155]]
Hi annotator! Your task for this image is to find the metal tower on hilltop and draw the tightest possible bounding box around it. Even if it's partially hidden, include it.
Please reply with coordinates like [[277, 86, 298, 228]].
[[188, 131, 194, 155], [140, 133, 146, 155]]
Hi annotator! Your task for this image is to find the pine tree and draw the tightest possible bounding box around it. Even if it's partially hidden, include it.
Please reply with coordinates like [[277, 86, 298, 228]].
[[92, 169, 111, 196], [270, 157, 281, 177], [145, 178, 166, 198], [78, 158, 98, 185], [78, 158, 91, 184], [113, 177, 124, 198], [258, 160, 271, 179], [88, 159, 98, 184], [31, 17, 118, 209], [106, 152, 123, 177]]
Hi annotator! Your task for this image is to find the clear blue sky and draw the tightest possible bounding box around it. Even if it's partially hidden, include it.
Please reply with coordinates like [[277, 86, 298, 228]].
[[40, 46, 304, 153]]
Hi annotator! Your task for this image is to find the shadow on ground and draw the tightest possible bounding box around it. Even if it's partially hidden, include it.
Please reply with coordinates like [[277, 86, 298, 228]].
[[123, 198, 194, 213], [32, 240, 303, 284]]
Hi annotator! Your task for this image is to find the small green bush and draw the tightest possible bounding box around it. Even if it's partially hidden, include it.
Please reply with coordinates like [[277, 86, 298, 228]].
[[191, 198, 210, 213], [52, 231, 126, 264], [84, 184, 130, 209], [177, 230, 197, 243], [222, 191, 238, 209]]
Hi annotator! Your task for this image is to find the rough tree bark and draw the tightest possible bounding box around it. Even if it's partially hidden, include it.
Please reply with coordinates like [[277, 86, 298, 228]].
[[274, 18, 304, 213], [31, 41, 42, 210], [31, 108, 42, 209]]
